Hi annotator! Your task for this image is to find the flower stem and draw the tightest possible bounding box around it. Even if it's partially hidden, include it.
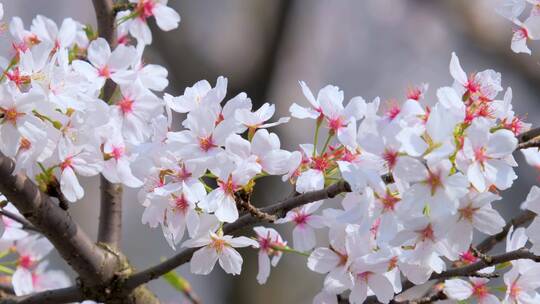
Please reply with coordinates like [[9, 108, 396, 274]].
[[312, 122, 321, 157], [271, 245, 310, 257], [321, 132, 334, 155]]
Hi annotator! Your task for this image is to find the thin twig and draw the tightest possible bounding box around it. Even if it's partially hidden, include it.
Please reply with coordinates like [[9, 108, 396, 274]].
[[0, 286, 84, 304], [0, 152, 114, 284], [393, 291, 447, 304], [476, 210, 535, 253], [518, 137, 540, 149], [124, 181, 351, 290], [235, 191, 277, 222], [0, 209, 38, 232], [93, 0, 123, 249]]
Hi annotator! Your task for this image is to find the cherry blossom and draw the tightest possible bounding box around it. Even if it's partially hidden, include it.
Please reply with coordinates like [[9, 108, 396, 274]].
[[184, 231, 258, 275], [252, 226, 286, 284], [276, 201, 324, 251]]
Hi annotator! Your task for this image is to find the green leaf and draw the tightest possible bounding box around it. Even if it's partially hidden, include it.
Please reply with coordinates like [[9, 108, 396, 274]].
[[496, 261, 511, 270], [163, 271, 191, 293], [0, 264, 14, 275]]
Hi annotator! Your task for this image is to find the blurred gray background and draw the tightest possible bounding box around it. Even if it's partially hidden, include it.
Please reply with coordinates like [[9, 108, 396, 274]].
[[3, 0, 540, 303]]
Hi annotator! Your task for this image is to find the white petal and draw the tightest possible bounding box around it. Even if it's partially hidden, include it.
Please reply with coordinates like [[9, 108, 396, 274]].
[[218, 246, 243, 275], [307, 248, 340, 274], [450, 52, 468, 85], [60, 167, 83, 202], [153, 4, 181, 31], [443, 279, 473, 300], [256, 251, 271, 284], [190, 246, 218, 275]]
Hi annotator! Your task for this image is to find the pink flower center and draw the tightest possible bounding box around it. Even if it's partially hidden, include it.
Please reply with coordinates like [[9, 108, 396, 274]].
[[382, 149, 398, 170], [293, 212, 309, 227], [117, 34, 130, 45], [504, 117, 525, 136], [425, 170, 442, 195], [380, 192, 400, 212], [459, 250, 478, 265], [459, 204, 478, 222], [258, 237, 271, 251], [118, 97, 134, 115], [98, 65, 111, 78], [174, 195, 189, 214], [210, 236, 228, 253], [60, 156, 73, 171], [19, 138, 32, 151], [357, 271, 372, 282], [474, 147, 488, 163], [137, 0, 156, 19], [417, 224, 435, 242], [407, 87, 422, 101], [515, 27, 529, 40], [218, 176, 237, 195], [111, 146, 124, 160], [472, 282, 489, 299], [386, 105, 401, 120], [5, 68, 31, 87], [19, 255, 33, 269], [199, 135, 216, 152], [312, 156, 330, 171], [176, 165, 192, 182], [327, 116, 345, 132], [2, 107, 23, 125], [466, 75, 480, 94]]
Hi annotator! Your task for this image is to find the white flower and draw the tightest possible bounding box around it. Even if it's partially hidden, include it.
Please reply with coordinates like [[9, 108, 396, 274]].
[[235, 103, 289, 131], [199, 156, 259, 223], [12, 236, 55, 296], [184, 231, 257, 275], [445, 191, 505, 254], [276, 201, 324, 251], [444, 277, 500, 304], [253, 226, 286, 284], [58, 141, 103, 202], [458, 118, 517, 192], [127, 0, 181, 45], [72, 38, 137, 89]]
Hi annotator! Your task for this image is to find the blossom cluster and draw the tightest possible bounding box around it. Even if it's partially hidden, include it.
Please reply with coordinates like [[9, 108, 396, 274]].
[[0, 195, 69, 296], [0, 0, 540, 303], [497, 0, 540, 54]]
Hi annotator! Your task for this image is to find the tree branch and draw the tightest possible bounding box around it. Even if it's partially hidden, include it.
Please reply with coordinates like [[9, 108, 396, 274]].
[[98, 175, 123, 248], [92, 0, 123, 249], [124, 180, 352, 290], [428, 248, 540, 281], [0, 209, 38, 232], [476, 210, 536, 253], [0, 153, 116, 284], [1, 286, 84, 304]]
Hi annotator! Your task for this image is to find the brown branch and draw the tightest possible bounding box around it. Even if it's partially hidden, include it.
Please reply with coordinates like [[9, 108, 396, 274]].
[[518, 137, 540, 149], [92, 0, 116, 46], [476, 210, 536, 253], [93, 0, 123, 249], [124, 180, 351, 290], [98, 175, 123, 248], [235, 191, 277, 222], [0, 153, 116, 284], [1, 286, 84, 304], [428, 248, 540, 281], [517, 127, 540, 149], [0, 209, 38, 232], [518, 127, 540, 143], [392, 291, 447, 304]]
